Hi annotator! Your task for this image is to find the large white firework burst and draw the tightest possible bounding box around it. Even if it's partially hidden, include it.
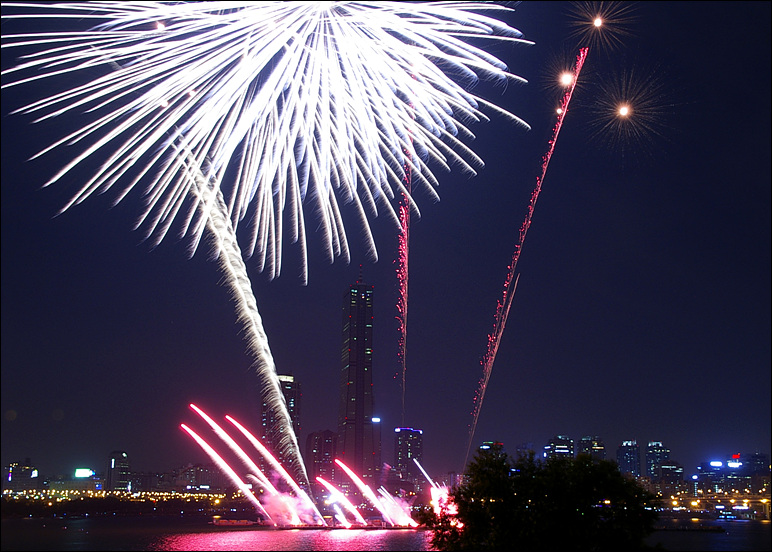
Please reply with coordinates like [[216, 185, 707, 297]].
[[2, 1, 531, 281]]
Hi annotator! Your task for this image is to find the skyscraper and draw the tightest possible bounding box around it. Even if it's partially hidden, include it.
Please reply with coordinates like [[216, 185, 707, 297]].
[[306, 429, 337, 482], [3, 459, 40, 493], [337, 279, 377, 482], [106, 451, 131, 491], [616, 440, 641, 477], [645, 441, 670, 479], [260, 374, 301, 476], [543, 435, 574, 460], [579, 436, 607, 461], [394, 427, 423, 481]]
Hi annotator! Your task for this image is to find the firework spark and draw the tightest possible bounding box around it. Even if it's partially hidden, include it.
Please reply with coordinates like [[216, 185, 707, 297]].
[[395, 165, 411, 426], [2, 1, 531, 282], [567, 1, 637, 53], [588, 64, 674, 161], [316, 476, 368, 526], [184, 405, 327, 526], [464, 48, 588, 469]]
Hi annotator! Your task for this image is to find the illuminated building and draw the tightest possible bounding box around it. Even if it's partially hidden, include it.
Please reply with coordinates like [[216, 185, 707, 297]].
[[3, 459, 40, 493], [645, 441, 671, 479], [394, 427, 423, 481], [306, 429, 337, 481], [337, 278, 377, 482], [49, 469, 103, 491], [694, 452, 772, 494], [173, 463, 229, 492], [260, 374, 301, 476], [543, 435, 574, 460], [579, 436, 606, 460], [106, 451, 131, 491], [616, 440, 641, 477]]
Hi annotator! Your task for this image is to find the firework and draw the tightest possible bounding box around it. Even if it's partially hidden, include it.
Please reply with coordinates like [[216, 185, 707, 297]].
[[180, 423, 274, 523], [179, 150, 310, 489], [2, 2, 532, 490], [316, 476, 368, 526], [184, 405, 326, 526], [2, 1, 531, 281], [567, 1, 637, 53], [588, 64, 674, 161], [334, 459, 396, 526], [182, 405, 420, 527], [395, 164, 411, 426], [464, 48, 588, 469]]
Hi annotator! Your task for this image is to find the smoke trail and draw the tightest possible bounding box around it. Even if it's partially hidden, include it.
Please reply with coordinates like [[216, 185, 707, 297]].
[[178, 149, 310, 490], [464, 48, 589, 469]]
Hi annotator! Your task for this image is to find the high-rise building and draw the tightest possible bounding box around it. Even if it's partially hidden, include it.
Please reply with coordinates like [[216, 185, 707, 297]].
[[3, 459, 40, 493], [106, 451, 131, 491], [579, 436, 607, 461], [260, 374, 302, 475], [394, 427, 423, 481], [616, 440, 641, 477], [543, 435, 574, 460], [645, 441, 670, 479], [306, 429, 337, 482], [337, 279, 377, 482]]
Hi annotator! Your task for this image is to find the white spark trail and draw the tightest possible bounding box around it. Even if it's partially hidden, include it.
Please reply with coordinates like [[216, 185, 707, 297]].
[[178, 152, 310, 491], [2, 1, 531, 282]]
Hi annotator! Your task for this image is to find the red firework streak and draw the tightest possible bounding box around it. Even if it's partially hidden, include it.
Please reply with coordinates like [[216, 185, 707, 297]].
[[464, 48, 588, 467], [396, 146, 411, 426]]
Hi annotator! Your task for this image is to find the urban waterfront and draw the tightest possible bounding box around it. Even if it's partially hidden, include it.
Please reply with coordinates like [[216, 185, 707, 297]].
[[1, 515, 771, 551]]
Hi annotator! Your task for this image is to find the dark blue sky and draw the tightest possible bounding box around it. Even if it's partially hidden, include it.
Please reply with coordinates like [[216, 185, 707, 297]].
[[2, 2, 770, 480]]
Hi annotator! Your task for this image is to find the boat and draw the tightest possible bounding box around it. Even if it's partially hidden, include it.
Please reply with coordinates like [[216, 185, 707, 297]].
[[211, 517, 262, 526]]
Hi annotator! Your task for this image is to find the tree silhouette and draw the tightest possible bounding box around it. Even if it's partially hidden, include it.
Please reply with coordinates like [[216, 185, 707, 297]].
[[430, 445, 659, 551]]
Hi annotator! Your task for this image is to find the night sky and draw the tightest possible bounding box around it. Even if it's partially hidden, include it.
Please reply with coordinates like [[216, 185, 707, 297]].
[[2, 2, 770, 482]]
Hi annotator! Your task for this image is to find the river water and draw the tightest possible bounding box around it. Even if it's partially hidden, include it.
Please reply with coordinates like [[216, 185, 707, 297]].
[[2, 515, 770, 551]]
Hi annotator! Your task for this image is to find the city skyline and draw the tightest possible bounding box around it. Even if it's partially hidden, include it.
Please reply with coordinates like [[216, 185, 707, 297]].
[[4, 429, 768, 485], [2, 1, 770, 482]]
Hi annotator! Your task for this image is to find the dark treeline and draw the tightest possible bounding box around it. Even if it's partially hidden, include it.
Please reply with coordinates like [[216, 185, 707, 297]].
[[427, 446, 661, 551]]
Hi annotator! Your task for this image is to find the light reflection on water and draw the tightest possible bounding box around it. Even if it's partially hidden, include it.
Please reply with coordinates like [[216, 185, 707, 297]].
[[154, 528, 433, 551], [0, 517, 433, 552]]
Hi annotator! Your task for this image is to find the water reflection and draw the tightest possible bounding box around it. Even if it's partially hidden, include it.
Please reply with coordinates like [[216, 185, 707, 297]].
[[155, 528, 432, 551]]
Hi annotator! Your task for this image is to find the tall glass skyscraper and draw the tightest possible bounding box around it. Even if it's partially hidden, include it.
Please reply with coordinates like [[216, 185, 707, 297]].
[[645, 441, 670, 479], [337, 280, 376, 482], [616, 440, 641, 477]]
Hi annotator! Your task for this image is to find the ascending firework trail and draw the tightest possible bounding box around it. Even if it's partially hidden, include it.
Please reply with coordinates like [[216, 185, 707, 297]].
[[179, 148, 311, 489], [464, 48, 589, 468], [395, 151, 412, 426]]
